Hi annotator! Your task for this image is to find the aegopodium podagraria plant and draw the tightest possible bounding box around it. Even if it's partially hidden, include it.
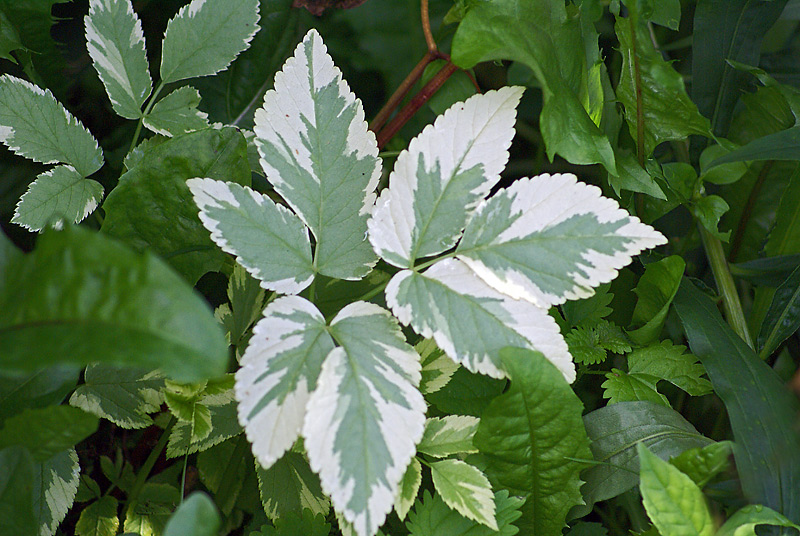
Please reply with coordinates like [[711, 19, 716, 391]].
[[187, 29, 665, 536]]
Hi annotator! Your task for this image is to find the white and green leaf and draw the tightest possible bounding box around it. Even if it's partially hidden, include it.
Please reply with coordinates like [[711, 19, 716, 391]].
[[160, 0, 260, 84], [303, 302, 425, 536], [236, 296, 333, 468], [254, 29, 381, 280], [33, 448, 80, 536], [12, 165, 104, 231], [85, 0, 152, 119], [369, 87, 523, 268], [0, 75, 103, 177], [143, 86, 209, 137], [167, 391, 242, 458], [417, 338, 459, 395], [187, 178, 314, 294], [456, 173, 666, 307], [386, 258, 574, 381], [418, 415, 480, 458], [394, 457, 421, 521], [430, 459, 496, 530]]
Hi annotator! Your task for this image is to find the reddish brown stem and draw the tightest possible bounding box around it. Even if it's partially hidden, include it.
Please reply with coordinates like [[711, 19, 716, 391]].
[[370, 52, 437, 134], [421, 0, 437, 53]]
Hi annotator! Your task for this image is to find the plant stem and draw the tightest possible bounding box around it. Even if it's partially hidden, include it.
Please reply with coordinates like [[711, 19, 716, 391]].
[[628, 17, 645, 167], [369, 52, 437, 134], [125, 80, 166, 162], [699, 224, 754, 348], [420, 0, 437, 53], [122, 417, 176, 520]]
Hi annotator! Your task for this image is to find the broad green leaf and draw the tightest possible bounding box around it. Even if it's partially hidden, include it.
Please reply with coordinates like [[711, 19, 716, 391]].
[[69, 364, 164, 429], [85, 0, 151, 119], [674, 280, 800, 523], [0, 75, 103, 177], [256, 451, 329, 521], [102, 127, 250, 284], [0, 10, 22, 63], [699, 144, 748, 185], [766, 168, 800, 258], [430, 459, 496, 529], [167, 387, 242, 457], [640, 0, 681, 30], [457, 173, 666, 307], [160, 0, 260, 84], [417, 338, 459, 395], [0, 367, 78, 427], [418, 415, 480, 458], [670, 441, 733, 488], [627, 341, 713, 397], [304, 302, 425, 536], [33, 447, 80, 536], [711, 126, 800, 167], [0, 228, 21, 274], [730, 254, 800, 287], [693, 194, 730, 241], [123, 483, 180, 536], [11, 165, 103, 232], [406, 489, 524, 536], [0, 406, 97, 462], [254, 29, 380, 280], [717, 505, 800, 536], [0, 446, 37, 536], [369, 87, 523, 268], [608, 151, 666, 200], [0, 226, 228, 381], [197, 436, 251, 515], [394, 458, 421, 521], [602, 369, 669, 407], [142, 86, 209, 137], [236, 296, 332, 467], [628, 256, 686, 345], [386, 258, 574, 381], [637, 443, 714, 536], [187, 179, 314, 294], [474, 348, 591, 535], [427, 367, 505, 418], [257, 510, 331, 536], [76, 496, 119, 536], [163, 492, 220, 536]]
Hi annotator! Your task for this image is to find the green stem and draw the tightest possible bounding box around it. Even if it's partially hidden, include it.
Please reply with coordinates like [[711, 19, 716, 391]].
[[125, 80, 166, 161], [122, 417, 176, 520]]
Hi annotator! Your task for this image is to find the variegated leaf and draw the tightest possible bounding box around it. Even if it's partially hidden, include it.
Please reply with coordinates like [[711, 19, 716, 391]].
[[187, 178, 314, 294], [236, 296, 334, 469], [369, 87, 523, 268], [430, 459, 496, 530], [417, 338, 459, 395], [418, 415, 480, 458], [254, 29, 380, 280], [143, 86, 209, 136], [0, 75, 103, 178], [34, 448, 80, 536], [85, 0, 152, 119], [386, 258, 574, 382], [394, 457, 421, 521], [303, 302, 425, 536], [457, 173, 667, 307]]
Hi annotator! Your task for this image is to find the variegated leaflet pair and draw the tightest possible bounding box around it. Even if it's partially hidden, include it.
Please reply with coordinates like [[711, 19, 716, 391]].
[[187, 29, 666, 536]]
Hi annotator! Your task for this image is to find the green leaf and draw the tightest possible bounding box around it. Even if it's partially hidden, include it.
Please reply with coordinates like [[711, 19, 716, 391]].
[[602, 369, 669, 407], [76, 496, 119, 536], [0, 10, 22, 63], [418, 416, 480, 458], [85, 0, 151, 119], [160, 0, 260, 84], [0, 367, 78, 427], [0, 446, 37, 536], [474, 348, 591, 534], [430, 459, 496, 530], [0, 407, 97, 462], [33, 447, 80, 536], [561, 283, 614, 328], [627, 341, 713, 397], [758, 264, 800, 358], [0, 226, 228, 382], [427, 367, 505, 418], [693, 195, 731, 241], [188, 179, 314, 294], [369, 87, 523, 268], [608, 151, 666, 200], [197, 436, 250, 515], [254, 29, 380, 280], [11, 165, 104, 231], [406, 489, 524, 536], [101, 127, 250, 284], [766, 167, 800, 257], [218, 263, 266, 347], [670, 441, 733, 488], [142, 86, 209, 137], [716, 504, 800, 536], [0, 74, 103, 177], [417, 338, 459, 395], [640, 0, 681, 30], [163, 492, 220, 536], [699, 144, 748, 185], [421, 60, 479, 116], [256, 451, 329, 521], [730, 254, 800, 287], [394, 457, 421, 521], [674, 279, 800, 524], [628, 256, 686, 345], [711, 126, 800, 167], [256, 509, 331, 536], [69, 364, 164, 429], [167, 386, 242, 457], [637, 443, 714, 536], [566, 325, 608, 365], [123, 483, 180, 536]]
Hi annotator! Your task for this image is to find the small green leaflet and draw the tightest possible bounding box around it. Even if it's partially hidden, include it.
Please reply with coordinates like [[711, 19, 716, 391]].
[[33, 448, 80, 536], [160, 0, 261, 84], [418, 415, 480, 458], [429, 459, 496, 529], [143, 87, 209, 137], [417, 338, 459, 395], [254, 29, 380, 280], [167, 389, 242, 457], [369, 87, 523, 268], [85, 0, 151, 119], [187, 178, 314, 294], [627, 341, 713, 397], [11, 165, 104, 231], [256, 451, 330, 521], [602, 369, 669, 407], [75, 495, 119, 536], [406, 489, 524, 536], [394, 457, 421, 521]]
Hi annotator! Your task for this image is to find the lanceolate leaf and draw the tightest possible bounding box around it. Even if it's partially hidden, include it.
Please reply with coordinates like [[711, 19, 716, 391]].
[[143, 86, 209, 137], [160, 0, 261, 84], [758, 264, 800, 358], [418, 415, 480, 458], [236, 296, 333, 468], [85, 0, 152, 119], [386, 258, 574, 381], [11, 165, 104, 231], [187, 179, 314, 294], [254, 29, 380, 280], [33, 448, 80, 536], [628, 256, 686, 346], [394, 457, 421, 521], [0, 75, 103, 178], [456, 174, 666, 308], [303, 302, 425, 536], [430, 459, 496, 530], [369, 87, 523, 268]]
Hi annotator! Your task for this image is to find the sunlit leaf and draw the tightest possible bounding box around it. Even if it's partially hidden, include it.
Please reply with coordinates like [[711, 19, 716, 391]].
[[143, 86, 209, 137]]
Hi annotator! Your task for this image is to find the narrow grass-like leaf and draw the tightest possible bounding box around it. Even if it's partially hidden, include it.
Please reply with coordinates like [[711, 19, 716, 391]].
[[33, 448, 80, 536], [304, 302, 425, 536], [406, 489, 524, 536], [387, 258, 574, 381], [757, 264, 800, 358], [394, 458, 421, 521], [11, 165, 103, 231], [254, 29, 380, 280], [457, 174, 666, 308], [160, 0, 260, 84], [188, 179, 314, 294], [628, 256, 685, 345], [369, 87, 522, 268], [0, 75, 103, 177], [711, 126, 800, 167], [430, 459, 496, 529], [627, 341, 712, 396], [85, 0, 151, 119], [143, 86, 209, 137], [236, 296, 333, 468], [418, 416, 480, 458]]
